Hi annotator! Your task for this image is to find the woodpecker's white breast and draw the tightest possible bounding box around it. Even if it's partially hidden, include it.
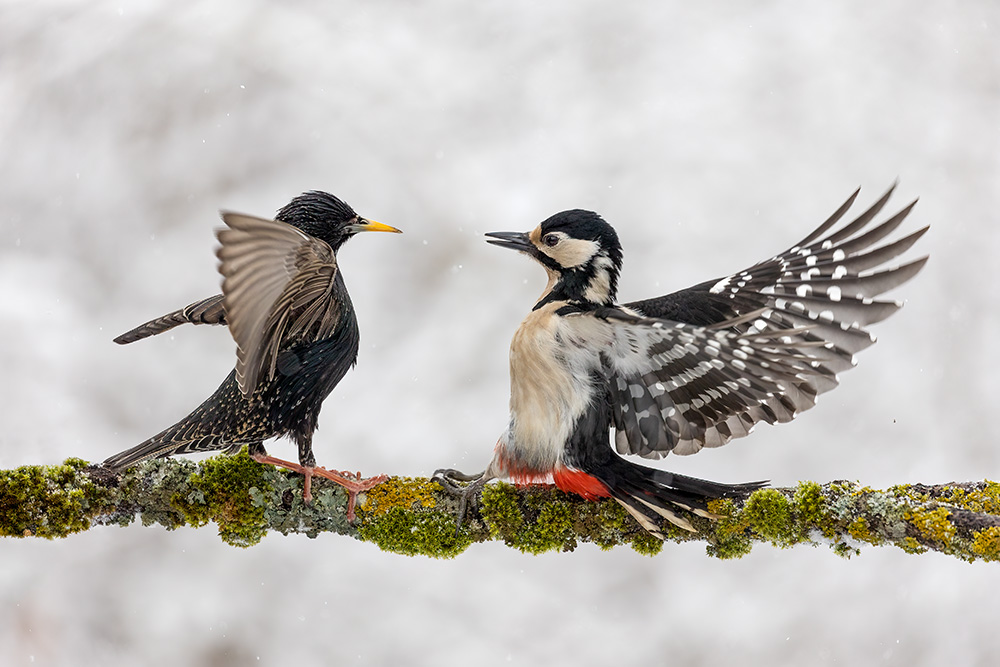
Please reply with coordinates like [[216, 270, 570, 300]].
[[495, 301, 611, 474]]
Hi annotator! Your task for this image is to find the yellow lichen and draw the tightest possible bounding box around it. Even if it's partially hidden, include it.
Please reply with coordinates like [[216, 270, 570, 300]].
[[940, 482, 1000, 516], [358, 476, 438, 518], [898, 536, 928, 554], [970, 526, 1000, 562], [904, 506, 956, 545], [847, 517, 880, 545]]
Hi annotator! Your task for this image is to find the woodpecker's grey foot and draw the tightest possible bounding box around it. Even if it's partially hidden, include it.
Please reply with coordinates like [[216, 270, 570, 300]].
[[250, 452, 316, 502], [433, 467, 487, 486], [432, 468, 488, 530], [311, 468, 389, 523]]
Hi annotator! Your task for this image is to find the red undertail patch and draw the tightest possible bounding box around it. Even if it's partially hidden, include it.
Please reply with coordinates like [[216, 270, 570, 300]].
[[493, 446, 554, 487], [552, 467, 611, 501]]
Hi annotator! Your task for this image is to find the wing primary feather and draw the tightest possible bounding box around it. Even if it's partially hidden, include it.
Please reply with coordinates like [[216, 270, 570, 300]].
[[793, 187, 862, 247]]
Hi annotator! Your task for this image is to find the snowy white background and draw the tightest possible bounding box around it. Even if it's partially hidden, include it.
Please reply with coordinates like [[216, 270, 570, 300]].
[[2, 1, 998, 665]]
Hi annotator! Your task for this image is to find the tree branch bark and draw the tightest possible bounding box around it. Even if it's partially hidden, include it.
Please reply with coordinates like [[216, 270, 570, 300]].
[[2, 454, 998, 562]]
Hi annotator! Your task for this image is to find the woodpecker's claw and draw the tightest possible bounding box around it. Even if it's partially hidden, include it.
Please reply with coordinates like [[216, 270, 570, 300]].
[[432, 468, 488, 531], [433, 467, 486, 485]]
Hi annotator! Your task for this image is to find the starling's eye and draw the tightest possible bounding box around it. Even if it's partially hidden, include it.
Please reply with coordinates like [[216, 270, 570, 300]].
[[543, 234, 559, 247]]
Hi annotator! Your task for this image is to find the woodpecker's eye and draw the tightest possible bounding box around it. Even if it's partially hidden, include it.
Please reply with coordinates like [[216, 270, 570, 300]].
[[543, 234, 559, 247]]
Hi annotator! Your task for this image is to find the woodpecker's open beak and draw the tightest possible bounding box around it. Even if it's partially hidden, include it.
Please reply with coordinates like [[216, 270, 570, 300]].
[[485, 231, 534, 253], [349, 219, 403, 234]]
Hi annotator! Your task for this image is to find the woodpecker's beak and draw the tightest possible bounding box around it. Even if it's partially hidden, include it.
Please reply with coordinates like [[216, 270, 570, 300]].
[[349, 218, 403, 234], [485, 231, 534, 253]]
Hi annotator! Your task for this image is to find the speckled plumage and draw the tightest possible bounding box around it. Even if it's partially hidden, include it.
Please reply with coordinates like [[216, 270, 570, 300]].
[[437, 185, 927, 537], [104, 192, 401, 508]]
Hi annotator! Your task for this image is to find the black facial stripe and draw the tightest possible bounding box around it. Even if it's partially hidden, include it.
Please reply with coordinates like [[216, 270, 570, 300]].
[[534, 249, 562, 271], [533, 266, 606, 311]]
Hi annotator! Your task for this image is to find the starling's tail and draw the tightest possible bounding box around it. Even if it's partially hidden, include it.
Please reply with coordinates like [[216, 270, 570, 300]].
[[102, 427, 229, 471], [604, 460, 766, 536], [104, 371, 256, 472], [102, 435, 182, 471], [114, 294, 226, 345]]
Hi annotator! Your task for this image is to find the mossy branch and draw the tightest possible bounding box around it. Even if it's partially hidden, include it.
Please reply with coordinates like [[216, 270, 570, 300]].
[[2, 454, 999, 562]]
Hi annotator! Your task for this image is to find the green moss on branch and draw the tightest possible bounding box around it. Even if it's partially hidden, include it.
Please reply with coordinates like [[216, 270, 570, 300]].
[[1, 455, 998, 562]]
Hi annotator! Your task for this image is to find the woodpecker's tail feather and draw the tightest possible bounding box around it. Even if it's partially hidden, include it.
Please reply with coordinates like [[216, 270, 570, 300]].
[[604, 462, 766, 536], [114, 294, 226, 345]]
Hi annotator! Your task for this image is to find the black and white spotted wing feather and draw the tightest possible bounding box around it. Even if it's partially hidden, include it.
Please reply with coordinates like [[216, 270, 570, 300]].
[[217, 213, 344, 397], [626, 185, 928, 377], [608, 185, 927, 458], [589, 308, 836, 458]]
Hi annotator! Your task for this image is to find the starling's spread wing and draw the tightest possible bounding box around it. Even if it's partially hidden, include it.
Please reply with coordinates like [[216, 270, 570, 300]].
[[217, 213, 342, 397], [625, 185, 928, 373], [590, 308, 841, 459]]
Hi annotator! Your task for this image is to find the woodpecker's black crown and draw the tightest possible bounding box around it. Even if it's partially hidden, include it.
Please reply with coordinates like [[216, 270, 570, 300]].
[[539, 209, 621, 255]]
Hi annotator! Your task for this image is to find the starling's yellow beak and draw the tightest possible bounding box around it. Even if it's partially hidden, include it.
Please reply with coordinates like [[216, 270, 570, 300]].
[[351, 218, 402, 234]]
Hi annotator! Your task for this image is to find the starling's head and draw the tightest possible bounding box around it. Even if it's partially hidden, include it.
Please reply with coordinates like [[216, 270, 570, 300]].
[[276, 191, 400, 250], [486, 209, 623, 306]]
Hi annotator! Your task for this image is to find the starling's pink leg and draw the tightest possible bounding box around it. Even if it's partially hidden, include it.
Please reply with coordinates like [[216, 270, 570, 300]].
[[250, 452, 316, 503], [311, 468, 389, 522], [250, 452, 387, 521]]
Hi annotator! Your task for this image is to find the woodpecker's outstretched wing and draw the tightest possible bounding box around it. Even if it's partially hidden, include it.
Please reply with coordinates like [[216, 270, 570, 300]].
[[625, 186, 928, 375], [217, 213, 345, 397], [113, 294, 227, 344], [588, 307, 852, 458]]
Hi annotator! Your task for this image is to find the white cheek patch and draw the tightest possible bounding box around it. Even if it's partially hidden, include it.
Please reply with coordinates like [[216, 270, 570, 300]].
[[542, 238, 599, 268]]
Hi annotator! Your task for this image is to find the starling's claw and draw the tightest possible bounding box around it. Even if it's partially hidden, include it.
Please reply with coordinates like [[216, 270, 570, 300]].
[[249, 453, 387, 517], [311, 468, 388, 522]]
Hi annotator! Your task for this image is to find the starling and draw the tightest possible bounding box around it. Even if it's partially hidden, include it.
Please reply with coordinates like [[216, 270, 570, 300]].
[[436, 185, 927, 536], [105, 191, 401, 518]]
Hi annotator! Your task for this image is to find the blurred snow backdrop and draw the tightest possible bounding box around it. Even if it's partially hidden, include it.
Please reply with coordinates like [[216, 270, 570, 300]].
[[1, 1, 998, 665]]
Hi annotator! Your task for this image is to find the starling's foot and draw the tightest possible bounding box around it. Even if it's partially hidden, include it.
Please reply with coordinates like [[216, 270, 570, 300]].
[[432, 468, 489, 530], [311, 468, 389, 522], [250, 452, 316, 502]]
